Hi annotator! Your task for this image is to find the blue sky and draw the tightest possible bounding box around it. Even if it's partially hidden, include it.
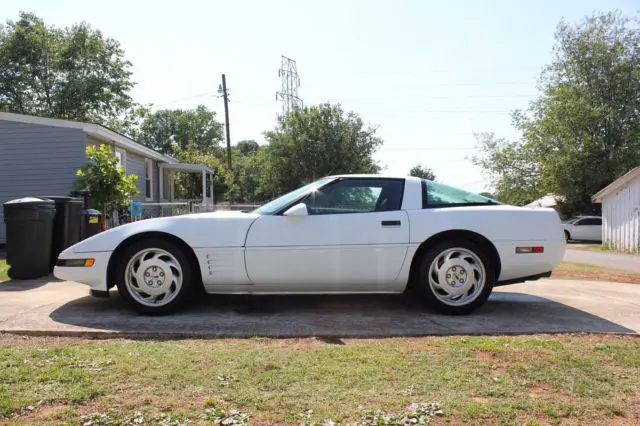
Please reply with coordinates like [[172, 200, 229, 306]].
[[2, 0, 637, 193]]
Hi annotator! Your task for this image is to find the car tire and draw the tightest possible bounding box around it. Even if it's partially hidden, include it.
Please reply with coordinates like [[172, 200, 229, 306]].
[[115, 238, 195, 315], [564, 231, 570, 242], [416, 239, 495, 315]]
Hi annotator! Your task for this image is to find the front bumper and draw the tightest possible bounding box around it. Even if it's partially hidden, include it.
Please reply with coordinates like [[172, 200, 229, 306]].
[[53, 251, 112, 292]]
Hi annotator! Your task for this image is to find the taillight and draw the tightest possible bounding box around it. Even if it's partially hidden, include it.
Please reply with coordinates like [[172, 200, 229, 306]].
[[515, 246, 544, 254]]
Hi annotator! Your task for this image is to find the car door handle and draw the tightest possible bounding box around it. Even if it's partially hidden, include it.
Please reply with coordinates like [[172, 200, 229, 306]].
[[381, 220, 401, 227]]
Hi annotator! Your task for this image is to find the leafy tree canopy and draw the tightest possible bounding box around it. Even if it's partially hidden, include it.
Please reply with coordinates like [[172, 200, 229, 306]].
[[133, 104, 224, 156], [73, 144, 139, 224], [0, 11, 135, 124], [172, 147, 230, 202], [472, 11, 640, 215], [226, 141, 272, 203], [264, 103, 383, 194], [408, 164, 436, 181]]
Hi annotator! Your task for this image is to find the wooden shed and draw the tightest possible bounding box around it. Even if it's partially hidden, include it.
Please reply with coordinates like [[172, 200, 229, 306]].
[[592, 166, 640, 253]]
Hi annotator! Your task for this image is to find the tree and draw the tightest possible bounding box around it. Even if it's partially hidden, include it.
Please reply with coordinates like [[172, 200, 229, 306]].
[[472, 11, 640, 213], [73, 144, 139, 228], [0, 12, 135, 124], [471, 132, 544, 206], [227, 141, 270, 203], [172, 147, 231, 203], [263, 103, 383, 194], [408, 164, 436, 180], [235, 140, 260, 156], [134, 105, 224, 156]]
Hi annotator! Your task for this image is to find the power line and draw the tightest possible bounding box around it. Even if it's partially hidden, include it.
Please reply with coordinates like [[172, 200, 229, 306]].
[[154, 91, 217, 107], [152, 90, 537, 111], [382, 146, 477, 151], [336, 65, 543, 77], [326, 93, 537, 101], [458, 179, 487, 188]]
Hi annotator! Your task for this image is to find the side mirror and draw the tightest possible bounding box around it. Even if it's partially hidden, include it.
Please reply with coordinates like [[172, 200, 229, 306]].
[[283, 203, 308, 217]]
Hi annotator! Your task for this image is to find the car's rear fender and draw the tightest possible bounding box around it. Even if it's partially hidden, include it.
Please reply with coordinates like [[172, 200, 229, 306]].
[[403, 229, 502, 290]]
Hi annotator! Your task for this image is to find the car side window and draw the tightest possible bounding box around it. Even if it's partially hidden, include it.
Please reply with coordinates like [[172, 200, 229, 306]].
[[421, 179, 496, 208], [304, 179, 404, 215], [580, 218, 601, 226]]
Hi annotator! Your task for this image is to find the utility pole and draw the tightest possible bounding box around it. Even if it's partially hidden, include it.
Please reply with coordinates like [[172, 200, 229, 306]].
[[275, 55, 302, 119], [218, 74, 232, 170]]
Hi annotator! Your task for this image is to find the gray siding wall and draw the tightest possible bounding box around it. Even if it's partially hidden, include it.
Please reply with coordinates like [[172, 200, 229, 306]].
[[126, 151, 148, 203], [125, 149, 161, 218], [0, 120, 88, 244]]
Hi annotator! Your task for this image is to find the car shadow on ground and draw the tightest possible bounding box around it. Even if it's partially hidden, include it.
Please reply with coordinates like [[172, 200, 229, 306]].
[[48, 290, 636, 338], [0, 275, 61, 291]]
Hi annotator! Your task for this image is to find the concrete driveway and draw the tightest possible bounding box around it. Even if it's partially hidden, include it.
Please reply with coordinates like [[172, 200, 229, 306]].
[[1, 278, 639, 337]]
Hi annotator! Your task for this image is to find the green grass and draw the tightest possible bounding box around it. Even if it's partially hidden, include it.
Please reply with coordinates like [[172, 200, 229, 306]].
[[0, 259, 8, 282], [1, 334, 639, 425], [570, 243, 640, 255]]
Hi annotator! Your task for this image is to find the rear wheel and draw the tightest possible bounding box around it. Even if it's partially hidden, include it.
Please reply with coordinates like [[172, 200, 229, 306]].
[[416, 240, 495, 315], [564, 231, 571, 242], [115, 238, 195, 315]]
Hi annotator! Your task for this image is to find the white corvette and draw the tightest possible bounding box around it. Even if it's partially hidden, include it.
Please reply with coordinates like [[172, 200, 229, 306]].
[[54, 175, 566, 315]]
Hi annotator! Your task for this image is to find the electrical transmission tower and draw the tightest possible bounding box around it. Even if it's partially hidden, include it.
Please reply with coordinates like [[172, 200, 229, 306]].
[[276, 55, 302, 118]]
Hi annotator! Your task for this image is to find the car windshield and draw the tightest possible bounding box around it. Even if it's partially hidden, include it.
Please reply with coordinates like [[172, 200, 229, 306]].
[[563, 218, 579, 224], [252, 177, 334, 215]]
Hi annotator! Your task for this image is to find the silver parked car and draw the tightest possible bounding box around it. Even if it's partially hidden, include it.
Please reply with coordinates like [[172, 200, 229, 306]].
[[563, 216, 602, 242]]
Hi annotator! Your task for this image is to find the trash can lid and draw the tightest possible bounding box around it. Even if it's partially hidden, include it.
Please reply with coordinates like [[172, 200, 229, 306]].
[[38, 196, 83, 204], [39, 195, 72, 201], [4, 197, 55, 206]]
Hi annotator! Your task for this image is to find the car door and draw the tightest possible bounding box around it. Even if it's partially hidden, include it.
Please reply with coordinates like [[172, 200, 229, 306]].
[[570, 218, 588, 240], [244, 178, 410, 292], [584, 217, 602, 241]]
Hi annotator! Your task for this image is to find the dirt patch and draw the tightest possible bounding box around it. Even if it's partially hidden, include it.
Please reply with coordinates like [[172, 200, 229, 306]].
[[528, 381, 554, 397], [553, 263, 640, 284], [474, 351, 498, 362], [1, 333, 637, 349]]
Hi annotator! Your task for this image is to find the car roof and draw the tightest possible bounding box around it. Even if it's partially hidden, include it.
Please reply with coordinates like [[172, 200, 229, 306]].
[[325, 173, 421, 181]]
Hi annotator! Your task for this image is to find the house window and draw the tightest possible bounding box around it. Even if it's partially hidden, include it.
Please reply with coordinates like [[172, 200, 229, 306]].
[[145, 159, 153, 200], [115, 148, 126, 171]]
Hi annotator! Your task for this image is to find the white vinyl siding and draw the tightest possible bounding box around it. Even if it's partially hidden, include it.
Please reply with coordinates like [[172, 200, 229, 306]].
[[601, 176, 640, 253]]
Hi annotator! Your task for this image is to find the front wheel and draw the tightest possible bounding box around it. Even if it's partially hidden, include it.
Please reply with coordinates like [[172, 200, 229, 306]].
[[416, 240, 495, 315], [115, 238, 195, 315]]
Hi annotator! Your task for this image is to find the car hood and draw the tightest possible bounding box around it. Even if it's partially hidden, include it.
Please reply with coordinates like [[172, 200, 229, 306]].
[[66, 210, 261, 254]]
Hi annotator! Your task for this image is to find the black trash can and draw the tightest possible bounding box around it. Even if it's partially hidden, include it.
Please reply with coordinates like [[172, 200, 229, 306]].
[[39, 196, 84, 270], [83, 209, 102, 239], [3, 197, 56, 280]]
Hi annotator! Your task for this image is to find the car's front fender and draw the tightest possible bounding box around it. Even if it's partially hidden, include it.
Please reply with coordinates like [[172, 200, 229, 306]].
[[65, 211, 260, 254]]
